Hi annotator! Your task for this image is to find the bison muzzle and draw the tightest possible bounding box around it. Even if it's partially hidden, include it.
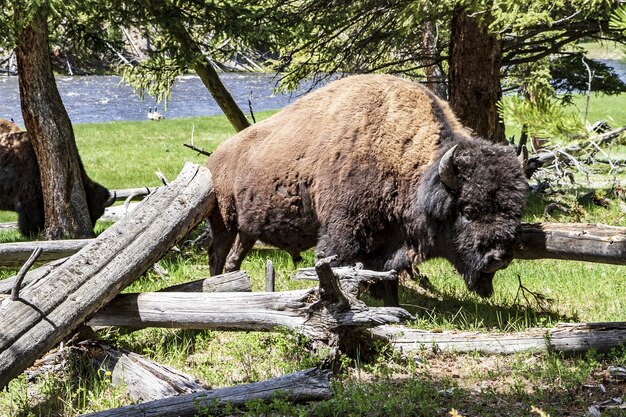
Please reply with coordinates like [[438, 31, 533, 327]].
[[206, 74, 528, 306]]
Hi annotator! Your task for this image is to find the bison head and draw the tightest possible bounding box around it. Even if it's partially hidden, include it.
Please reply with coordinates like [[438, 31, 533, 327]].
[[419, 140, 527, 297]]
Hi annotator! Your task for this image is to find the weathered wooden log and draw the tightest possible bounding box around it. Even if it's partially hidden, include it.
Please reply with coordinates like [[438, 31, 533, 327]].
[[369, 321, 626, 355], [294, 263, 399, 298], [92, 343, 205, 402], [109, 187, 158, 202], [0, 163, 215, 389], [0, 258, 68, 295], [516, 223, 626, 265], [0, 222, 18, 231], [87, 258, 412, 349], [158, 271, 251, 293], [0, 239, 88, 267], [79, 367, 332, 417], [100, 202, 141, 223]]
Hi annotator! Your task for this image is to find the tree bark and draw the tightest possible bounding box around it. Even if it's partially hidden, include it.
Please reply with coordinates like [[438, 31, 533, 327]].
[[14, 5, 94, 239], [0, 239, 87, 267], [369, 322, 626, 355], [0, 163, 214, 390], [448, 5, 505, 143], [91, 342, 205, 402], [515, 223, 626, 265], [79, 368, 331, 417]]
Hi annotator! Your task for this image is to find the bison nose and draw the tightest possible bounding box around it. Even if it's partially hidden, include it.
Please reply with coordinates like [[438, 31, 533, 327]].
[[483, 250, 512, 273]]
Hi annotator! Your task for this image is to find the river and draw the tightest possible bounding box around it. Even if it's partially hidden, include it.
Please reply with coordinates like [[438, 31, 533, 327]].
[[2, 61, 626, 127], [0, 73, 315, 126]]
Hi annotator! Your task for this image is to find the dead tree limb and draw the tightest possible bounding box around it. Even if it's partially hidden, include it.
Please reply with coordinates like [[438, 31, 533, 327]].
[[87, 258, 412, 351], [526, 126, 626, 177], [158, 271, 251, 293], [79, 367, 331, 417], [0, 258, 68, 295], [0, 163, 215, 390], [516, 222, 626, 265], [109, 187, 158, 202], [0, 239, 87, 267], [91, 342, 205, 402], [368, 321, 626, 355]]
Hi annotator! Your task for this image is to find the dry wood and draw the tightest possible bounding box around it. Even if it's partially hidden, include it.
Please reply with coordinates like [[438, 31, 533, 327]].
[[92, 342, 205, 402], [0, 222, 18, 231], [0, 239, 87, 267], [109, 187, 158, 202], [0, 163, 214, 389], [369, 322, 626, 355], [0, 258, 68, 295], [10, 247, 42, 300], [293, 263, 398, 298], [526, 126, 626, 176], [79, 367, 331, 417], [158, 271, 251, 293], [516, 222, 626, 265], [265, 259, 275, 292], [87, 258, 412, 350], [100, 202, 141, 223]]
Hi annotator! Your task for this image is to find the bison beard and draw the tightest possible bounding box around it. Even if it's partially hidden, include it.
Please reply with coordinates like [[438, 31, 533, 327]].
[[0, 119, 111, 237], [206, 74, 527, 306]]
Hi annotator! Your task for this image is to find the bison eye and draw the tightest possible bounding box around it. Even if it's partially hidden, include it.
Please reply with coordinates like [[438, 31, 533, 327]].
[[462, 207, 478, 221]]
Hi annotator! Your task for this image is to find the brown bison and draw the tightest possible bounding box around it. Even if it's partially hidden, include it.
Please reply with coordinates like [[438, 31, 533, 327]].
[[206, 74, 527, 306], [0, 119, 111, 236]]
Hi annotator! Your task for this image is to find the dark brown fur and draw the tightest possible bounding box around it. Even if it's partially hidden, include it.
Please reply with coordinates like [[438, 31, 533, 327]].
[[0, 119, 110, 236], [206, 74, 527, 305]]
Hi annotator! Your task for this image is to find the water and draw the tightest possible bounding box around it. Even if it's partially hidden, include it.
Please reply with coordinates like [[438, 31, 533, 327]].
[[0, 73, 315, 126]]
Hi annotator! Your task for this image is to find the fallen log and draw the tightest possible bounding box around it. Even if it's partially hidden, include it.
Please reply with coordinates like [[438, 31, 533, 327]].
[[293, 264, 398, 296], [516, 223, 626, 265], [100, 202, 141, 223], [0, 258, 68, 295], [92, 342, 205, 402], [0, 239, 88, 267], [158, 271, 251, 293], [369, 322, 626, 355], [0, 163, 215, 389], [79, 367, 332, 417], [87, 258, 412, 350], [0, 222, 18, 231], [109, 187, 158, 202]]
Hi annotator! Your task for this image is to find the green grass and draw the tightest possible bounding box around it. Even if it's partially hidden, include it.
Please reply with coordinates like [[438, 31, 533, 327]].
[[1, 97, 626, 416]]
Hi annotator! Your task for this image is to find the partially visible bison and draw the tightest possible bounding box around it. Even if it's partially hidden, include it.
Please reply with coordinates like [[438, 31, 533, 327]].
[[206, 74, 528, 306], [0, 119, 111, 236]]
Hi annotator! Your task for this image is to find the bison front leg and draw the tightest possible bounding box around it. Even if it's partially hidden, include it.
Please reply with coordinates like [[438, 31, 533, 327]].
[[224, 232, 256, 272], [207, 209, 236, 276]]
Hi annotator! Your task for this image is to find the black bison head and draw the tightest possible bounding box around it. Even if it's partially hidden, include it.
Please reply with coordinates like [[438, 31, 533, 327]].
[[417, 139, 528, 298]]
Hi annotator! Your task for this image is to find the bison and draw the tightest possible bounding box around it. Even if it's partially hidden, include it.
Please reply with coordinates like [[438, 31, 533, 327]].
[[0, 118, 111, 236], [206, 74, 528, 306]]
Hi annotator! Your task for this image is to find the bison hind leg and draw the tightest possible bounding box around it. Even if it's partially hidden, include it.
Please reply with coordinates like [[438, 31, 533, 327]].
[[15, 198, 44, 237]]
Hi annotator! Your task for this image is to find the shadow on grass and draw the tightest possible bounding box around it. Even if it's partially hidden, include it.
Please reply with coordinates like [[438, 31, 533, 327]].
[[393, 280, 577, 330]]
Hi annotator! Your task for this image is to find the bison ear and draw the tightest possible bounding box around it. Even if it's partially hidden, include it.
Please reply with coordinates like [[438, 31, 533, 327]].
[[438, 144, 459, 190]]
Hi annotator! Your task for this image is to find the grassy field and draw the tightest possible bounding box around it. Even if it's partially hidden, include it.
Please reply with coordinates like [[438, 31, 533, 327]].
[[0, 96, 625, 416]]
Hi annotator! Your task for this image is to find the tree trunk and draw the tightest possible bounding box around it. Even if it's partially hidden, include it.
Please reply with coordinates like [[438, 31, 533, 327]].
[[14, 5, 94, 239], [80, 368, 331, 417], [369, 322, 626, 355], [448, 5, 505, 143], [0, 163, 214, 390], [154, 4, 250, 132]]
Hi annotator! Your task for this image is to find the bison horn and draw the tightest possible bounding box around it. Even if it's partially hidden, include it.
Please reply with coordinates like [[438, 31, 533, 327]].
[[105, 191, 117, 207], [517, 145, 528, 171], [438, 144, 459, 190]]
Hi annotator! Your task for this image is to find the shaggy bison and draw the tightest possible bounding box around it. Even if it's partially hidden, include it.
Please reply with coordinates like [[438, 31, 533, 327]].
[[206, 74, 527, 306], [0, 119, 111, 236]]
